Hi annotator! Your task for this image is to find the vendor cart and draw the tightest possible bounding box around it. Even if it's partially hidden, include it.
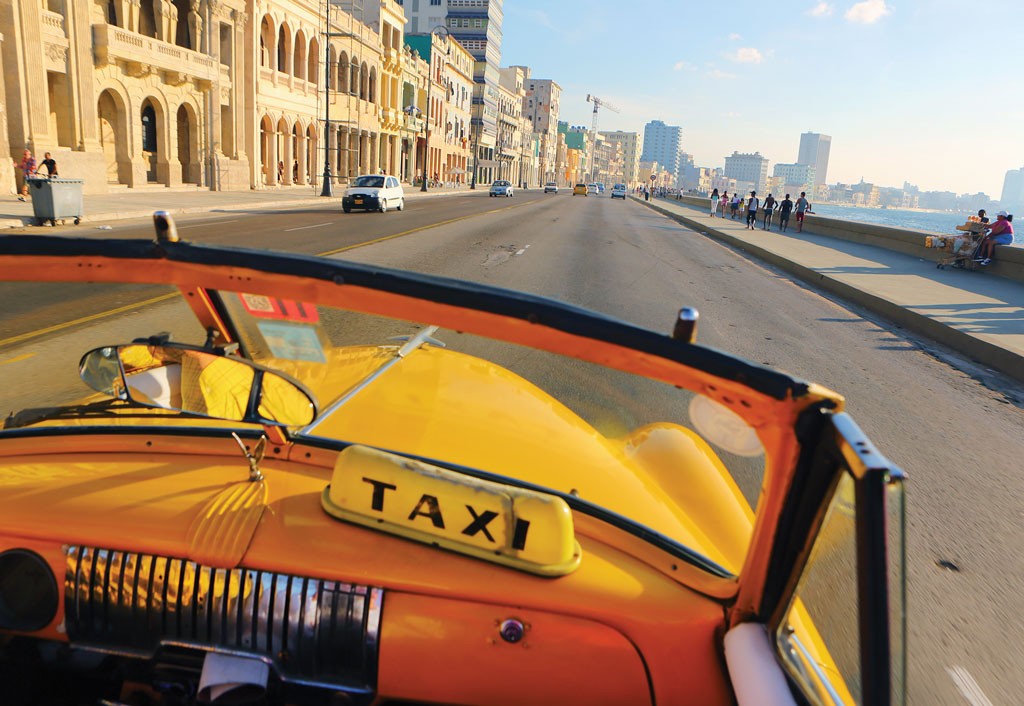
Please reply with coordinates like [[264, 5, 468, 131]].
[[926, 220, 986, 270]]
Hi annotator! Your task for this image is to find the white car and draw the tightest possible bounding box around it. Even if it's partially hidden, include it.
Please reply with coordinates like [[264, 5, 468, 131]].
[[342, 174, 405, 213], [489, 180, 514, 197], [586, 183, 599, 195], [544, 182, 559, 193], [611, 183, 627, 199]]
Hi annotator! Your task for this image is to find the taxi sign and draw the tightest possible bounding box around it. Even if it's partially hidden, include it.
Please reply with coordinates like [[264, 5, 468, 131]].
[[321, 445, 581, 577]]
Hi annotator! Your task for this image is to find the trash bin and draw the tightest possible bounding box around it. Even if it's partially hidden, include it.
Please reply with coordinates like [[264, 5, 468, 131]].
[[28, 177, 84, 226]]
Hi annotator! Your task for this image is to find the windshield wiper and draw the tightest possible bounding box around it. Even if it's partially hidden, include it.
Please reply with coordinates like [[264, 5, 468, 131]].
[[301, 325, 442, 435], [3, 398, 148, 429]]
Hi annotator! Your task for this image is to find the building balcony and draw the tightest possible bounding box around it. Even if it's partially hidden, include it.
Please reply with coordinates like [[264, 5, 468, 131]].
[[93, 23, 218, 86]]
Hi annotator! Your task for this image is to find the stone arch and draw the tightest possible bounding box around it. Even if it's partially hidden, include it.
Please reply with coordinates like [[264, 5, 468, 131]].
[[294, 29, 307, 81], [308, 36, 320, 86], [97, 88, 130, 185], [277, 22, 292, 75], [360, 62, 369, 100], [338, 51, 349, 94], [176, 102, 200, 184], [259, 114, 275, 185], [368, 67, 377, 104], [259, 15, 275, 69], [349, 56, 360, 96], [327, 45, 337, 91], [140, 96, 166, 183]]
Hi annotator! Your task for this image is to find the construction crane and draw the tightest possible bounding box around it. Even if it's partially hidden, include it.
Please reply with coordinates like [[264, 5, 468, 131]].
[[586, 94, 621, 134]]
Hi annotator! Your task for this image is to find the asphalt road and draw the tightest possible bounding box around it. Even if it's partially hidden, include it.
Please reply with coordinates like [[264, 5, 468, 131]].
[[2, 188, 1022, 705]]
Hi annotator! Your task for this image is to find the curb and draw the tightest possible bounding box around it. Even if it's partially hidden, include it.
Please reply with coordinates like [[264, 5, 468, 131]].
[[634, 196, 1024, 386]]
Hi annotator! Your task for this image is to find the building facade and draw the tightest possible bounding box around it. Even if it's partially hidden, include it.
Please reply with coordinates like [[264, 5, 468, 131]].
[[724, 151, 769, 193], [1001, 167, 1024, 213], [772, 162, 816, 196], [600, 130, 641, 188], [797, 131, 831, 194], [1, 0, 429, 194], [640, 120, 683, 184], [518, 72, 560, 185]]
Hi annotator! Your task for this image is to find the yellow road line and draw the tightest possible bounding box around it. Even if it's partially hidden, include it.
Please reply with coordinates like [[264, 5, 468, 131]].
[[0, 292, 177, 349], [0, 353, 35, 366], [318, 200, 530, 256]]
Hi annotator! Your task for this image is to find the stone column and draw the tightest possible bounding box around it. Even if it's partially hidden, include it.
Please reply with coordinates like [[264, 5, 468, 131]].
[[127, 0, 140, 32], [188, 0, 202, 50], [281, 126, 293, 185], [154, 0, 177, 44], [0, 0, 52, 153], [266, 128, 277, 185], [295, 131, 306, 185]]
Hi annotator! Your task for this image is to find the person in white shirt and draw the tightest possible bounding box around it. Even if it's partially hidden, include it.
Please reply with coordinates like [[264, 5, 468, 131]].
[[746, 191, 760, 230]]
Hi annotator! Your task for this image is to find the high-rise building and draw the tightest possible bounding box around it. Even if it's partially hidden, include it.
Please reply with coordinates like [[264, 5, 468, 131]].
[[1001, 167, 1024, 212], [600, 131, 642, 187], [724, 152, 769, 193], [797, 132, 831, 188], [640, 120, 684, 183], [399, 0, 504, 184], [518, 72, 561, 184]]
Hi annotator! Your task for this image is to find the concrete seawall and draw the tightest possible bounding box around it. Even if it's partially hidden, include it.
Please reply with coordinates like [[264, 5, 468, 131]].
[[675, 195, 1024, 284]]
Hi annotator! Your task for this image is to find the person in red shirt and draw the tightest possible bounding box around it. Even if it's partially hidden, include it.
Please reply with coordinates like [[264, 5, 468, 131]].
[[16, 150, 36, 201], [976, 211, 1014, 266]]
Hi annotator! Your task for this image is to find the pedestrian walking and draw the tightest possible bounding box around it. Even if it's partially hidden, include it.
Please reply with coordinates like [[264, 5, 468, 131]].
[[16, 149, 36, 201], [795, 191, 811, 232], [719, 191, 729, 217], [710, 188, 720, 217], [778, 194, 794, 232], [730, 194, 740, 219], [40, 152, 58, 178], [762, 193, 776, 230], [746, 191, 760, 230]]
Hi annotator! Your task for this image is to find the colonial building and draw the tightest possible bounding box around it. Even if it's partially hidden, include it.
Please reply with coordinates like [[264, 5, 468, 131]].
[[1, 0, 426, 194]]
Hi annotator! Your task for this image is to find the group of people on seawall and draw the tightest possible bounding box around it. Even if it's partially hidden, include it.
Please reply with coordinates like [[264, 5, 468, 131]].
[[708, 189, 811, 233]]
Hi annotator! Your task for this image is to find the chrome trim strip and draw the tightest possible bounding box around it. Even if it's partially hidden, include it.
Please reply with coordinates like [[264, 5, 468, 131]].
[[64, 547, 382, 691]]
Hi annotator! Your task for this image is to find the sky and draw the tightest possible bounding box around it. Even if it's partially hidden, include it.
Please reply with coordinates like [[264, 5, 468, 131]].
[[499, 0, 1024, 198]]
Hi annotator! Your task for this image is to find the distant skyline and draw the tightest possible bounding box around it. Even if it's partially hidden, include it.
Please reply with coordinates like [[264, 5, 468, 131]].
[[500, 0, 1023, 198]]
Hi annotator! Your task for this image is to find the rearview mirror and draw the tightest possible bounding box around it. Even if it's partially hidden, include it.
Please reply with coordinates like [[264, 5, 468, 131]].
[[79, 344, 317, 427]]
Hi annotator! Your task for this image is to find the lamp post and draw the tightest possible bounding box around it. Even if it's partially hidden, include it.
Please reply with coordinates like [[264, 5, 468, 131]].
[[421, 26, 449, 192], [404, 104, 422, 185], [319, 38, 334, 197]]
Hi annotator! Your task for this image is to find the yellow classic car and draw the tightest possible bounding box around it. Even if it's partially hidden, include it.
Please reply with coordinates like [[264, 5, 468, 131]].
[[0, 215, 905, 706]]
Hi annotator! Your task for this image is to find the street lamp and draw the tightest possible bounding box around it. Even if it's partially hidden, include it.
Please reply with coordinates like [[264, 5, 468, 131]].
[[421, 25, 449, 192]]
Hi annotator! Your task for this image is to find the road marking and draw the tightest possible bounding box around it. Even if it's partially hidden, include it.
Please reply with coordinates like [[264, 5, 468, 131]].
[[285, 222, 334, 232], [319, 200, 530, 256], [177, 219, 240, 230], [0, 293, 178, 349], [0, 353, 35, 366], [515, 244, 531, 256], [947, 666, 995, 706]]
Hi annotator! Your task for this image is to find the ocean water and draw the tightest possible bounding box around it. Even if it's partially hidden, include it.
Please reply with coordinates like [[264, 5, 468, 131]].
[[810, 203, 1021, 243]]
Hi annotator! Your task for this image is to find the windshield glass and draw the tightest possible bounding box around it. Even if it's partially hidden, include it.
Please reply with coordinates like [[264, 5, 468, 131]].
[[0, 279, 765, 576], [352, 176, 385, 188]]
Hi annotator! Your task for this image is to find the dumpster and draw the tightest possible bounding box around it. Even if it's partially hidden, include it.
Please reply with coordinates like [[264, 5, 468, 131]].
[[28, 177, 84, 226]]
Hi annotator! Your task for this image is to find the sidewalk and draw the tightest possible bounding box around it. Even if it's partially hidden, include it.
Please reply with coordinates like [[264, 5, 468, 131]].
[[639, 196, 1024, 385], [0, 183, 472, 229]]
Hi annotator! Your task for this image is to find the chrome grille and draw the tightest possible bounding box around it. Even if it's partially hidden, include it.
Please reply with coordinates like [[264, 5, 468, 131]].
[[63, 546, 382, 690]]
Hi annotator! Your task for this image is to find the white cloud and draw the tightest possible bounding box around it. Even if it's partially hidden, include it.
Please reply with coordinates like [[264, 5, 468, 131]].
[[728, 33, 742, 40], [708, 69, 738, 80], [673, 60, 696, 72], [808, 2, 833, 16], [727, 47, 765, 64], [845, 0, 891, 23]]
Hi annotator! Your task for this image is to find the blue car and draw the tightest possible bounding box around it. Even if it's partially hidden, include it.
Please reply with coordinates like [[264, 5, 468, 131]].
[[489, 180, 514, 197]]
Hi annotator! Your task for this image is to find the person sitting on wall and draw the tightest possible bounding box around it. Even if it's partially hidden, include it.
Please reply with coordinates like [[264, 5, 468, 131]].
[[976, 211, 1014, 266]]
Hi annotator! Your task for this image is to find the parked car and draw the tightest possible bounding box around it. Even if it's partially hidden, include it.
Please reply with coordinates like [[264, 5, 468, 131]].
[[342, 174, 404, 213], [611, 183, 628, 200], [0, 223, 906, 706], [544, 182, 559, 194], [573, 183, 588, 196], [586, 183, 599, 195], [489, 180, 514, 197]]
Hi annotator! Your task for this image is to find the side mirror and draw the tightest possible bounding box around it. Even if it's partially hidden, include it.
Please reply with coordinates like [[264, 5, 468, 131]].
[[79, 344, 317, 427]]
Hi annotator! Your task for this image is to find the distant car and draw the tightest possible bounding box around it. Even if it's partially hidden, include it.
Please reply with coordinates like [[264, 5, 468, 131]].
[[544, 182, 559, 194], [343, 174, 404, 213], [586, 184, 599, 195], [597, 183, 606, 193], [572, 183, 588, 196], [611, 183, 627, 200], [489, 180, 514, 197]]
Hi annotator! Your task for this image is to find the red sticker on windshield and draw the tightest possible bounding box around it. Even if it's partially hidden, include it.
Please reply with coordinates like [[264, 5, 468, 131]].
[[238, 293, 319, 323]]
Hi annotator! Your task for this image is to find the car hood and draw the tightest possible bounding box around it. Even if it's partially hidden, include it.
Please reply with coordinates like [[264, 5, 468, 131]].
[[345, 187, 382, 197]]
